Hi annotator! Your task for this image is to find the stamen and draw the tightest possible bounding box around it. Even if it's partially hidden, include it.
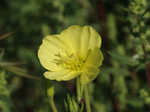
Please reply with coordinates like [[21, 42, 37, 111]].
[[53, 53, 85, 71]]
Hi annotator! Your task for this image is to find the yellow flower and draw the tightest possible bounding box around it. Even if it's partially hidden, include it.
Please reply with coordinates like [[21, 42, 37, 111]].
[[38, 25, 103, 85]]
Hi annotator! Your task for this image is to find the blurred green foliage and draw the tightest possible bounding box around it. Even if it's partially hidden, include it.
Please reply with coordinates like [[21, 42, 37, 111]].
[[0, 71, 13, 112], [0, 0, 150, 112]]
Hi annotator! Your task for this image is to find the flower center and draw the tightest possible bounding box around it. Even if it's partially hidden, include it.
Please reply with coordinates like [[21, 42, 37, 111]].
[[54, 53, 85, 71]]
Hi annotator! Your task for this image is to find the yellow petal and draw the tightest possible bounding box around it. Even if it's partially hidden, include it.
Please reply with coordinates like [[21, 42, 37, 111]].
[[60, 25, 102, 58], [60, 25, 82, 54], [61, 71, 81, 81], [84, 48, 103, 68], [87, 26, 102, 49], [80, 66, 100, 85], [38, 35, 68, 71], [80, 26, 102, 58], [44, 70, 80, 81]]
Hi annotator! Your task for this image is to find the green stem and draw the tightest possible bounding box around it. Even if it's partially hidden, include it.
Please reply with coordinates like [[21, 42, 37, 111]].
[[84, 85, 91, 112], [50, 97, 58, 112], [76, 77, 81, 102], [76, 77, 84, 102]]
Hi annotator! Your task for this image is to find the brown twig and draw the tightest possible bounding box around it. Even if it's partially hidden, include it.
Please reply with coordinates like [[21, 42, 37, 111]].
[[110, 74, 120, 112], [146, 62, 150, 88], [97, 1, 120, 112], [0, 32, 14, 40], [141, 40, 150, 88], [130, 72, 138, 95]]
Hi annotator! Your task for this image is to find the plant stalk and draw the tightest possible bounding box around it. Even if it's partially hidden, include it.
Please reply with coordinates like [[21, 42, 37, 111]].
[[76, 77, 84, 102], [50, 97, 57, 112], [84, 85, 91, 112]]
